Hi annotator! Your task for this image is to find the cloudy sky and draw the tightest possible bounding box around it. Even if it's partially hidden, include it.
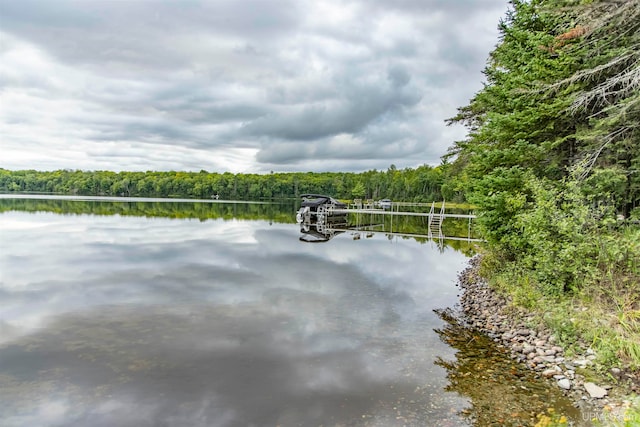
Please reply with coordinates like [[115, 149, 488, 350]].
[[0, 0, 508, 173]]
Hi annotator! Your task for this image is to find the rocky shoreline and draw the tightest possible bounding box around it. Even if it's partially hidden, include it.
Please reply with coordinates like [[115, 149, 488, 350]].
[[455, 256, 638, 420]]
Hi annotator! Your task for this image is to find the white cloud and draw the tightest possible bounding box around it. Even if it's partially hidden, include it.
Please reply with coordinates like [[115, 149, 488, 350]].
[[0, 0, 508, 172]]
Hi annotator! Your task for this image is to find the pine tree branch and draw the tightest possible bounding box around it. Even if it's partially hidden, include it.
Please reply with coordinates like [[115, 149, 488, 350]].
[[570, 59, 640, 113], [573, 127, 629, 181]]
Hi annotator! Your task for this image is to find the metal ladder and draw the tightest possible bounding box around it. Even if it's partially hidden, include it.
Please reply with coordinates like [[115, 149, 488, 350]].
[[427, 201, 445, 240]]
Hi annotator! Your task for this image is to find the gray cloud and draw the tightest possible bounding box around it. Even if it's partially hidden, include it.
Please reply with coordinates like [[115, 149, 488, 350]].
[[0, 0, 508, 172], [242, 68, 421, 142]]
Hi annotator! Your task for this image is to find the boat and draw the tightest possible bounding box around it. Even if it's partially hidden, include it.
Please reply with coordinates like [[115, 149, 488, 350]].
[[295, 194, 347, 225], [378, 199, 392, 209], [296, 194, 348, 240]]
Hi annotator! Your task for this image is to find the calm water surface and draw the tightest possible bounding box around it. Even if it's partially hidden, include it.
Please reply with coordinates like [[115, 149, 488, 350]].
[[1, 202, 472, 426]]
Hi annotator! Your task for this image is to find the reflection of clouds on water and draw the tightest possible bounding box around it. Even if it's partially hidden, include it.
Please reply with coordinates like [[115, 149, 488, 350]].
[[1, 213, 265, 338], [0, 211, 470, 426], [2, 305, 435, 426]]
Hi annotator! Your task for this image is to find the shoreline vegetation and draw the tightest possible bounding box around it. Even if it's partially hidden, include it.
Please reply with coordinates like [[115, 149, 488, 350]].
[[445, 0, 640, 424], [458, 256, 639, 426]]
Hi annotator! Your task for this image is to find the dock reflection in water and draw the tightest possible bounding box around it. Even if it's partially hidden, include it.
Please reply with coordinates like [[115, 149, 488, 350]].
[[295, 194, 481, 247]]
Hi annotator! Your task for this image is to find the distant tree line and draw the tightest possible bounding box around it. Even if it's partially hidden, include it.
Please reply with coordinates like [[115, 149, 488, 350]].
[[0, 163, 464, 202]]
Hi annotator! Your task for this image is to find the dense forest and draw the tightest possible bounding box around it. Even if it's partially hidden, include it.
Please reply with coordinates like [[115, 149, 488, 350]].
[[0, 163, 460, 203], [448, 0, 639, 369]]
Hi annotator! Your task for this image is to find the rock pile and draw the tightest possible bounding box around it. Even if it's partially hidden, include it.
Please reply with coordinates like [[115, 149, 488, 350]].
[[455, 257, 621, 408]]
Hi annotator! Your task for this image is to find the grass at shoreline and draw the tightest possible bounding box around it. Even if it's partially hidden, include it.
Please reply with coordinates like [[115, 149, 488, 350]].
[[479, 225, 640, 373], [475, 228, 639, 427], [485, 260, 640, 372], [479, 242, 640, 425]]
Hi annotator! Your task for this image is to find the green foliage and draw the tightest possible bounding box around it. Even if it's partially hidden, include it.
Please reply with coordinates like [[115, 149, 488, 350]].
[[448, 0, 640, 286], [351, 181, 366, 199], [581, 167, 628, 207], [515, 177, 601, 294], [0, 163, 455, 203], [448, 0, 640, 370]]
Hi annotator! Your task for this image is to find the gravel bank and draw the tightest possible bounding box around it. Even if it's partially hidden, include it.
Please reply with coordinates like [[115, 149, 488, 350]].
[[456, 256, 638, 419]]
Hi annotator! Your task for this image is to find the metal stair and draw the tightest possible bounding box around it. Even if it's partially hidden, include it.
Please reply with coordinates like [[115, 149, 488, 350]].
[[427, 201, 445, 240]]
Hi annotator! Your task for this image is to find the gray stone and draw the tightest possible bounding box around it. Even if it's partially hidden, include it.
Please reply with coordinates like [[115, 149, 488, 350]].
[[574, 359, 590, 367], [558, 378, 572, 390], [584, 382, 608, 399]]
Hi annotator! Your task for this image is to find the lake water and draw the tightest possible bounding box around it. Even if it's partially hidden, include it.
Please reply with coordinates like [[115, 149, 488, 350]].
[[0, 197, 585, 426]]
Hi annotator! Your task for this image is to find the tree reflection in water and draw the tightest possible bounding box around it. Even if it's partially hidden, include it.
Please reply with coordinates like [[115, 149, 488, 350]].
[[1, 196, 479, 253]]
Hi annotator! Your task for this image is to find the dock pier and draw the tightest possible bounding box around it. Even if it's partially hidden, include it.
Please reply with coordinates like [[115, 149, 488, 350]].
[[327, 201, 480, 242], [296, 195, 480, 243]]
